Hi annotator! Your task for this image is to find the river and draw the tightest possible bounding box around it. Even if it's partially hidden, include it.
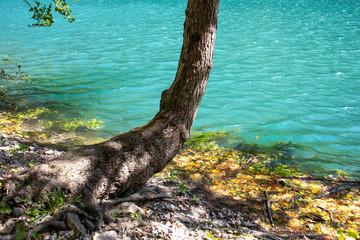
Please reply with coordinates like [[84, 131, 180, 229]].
[[1, 0, 359, 178]]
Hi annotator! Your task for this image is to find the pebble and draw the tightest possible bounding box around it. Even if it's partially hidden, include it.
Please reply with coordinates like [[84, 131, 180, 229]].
[[63, 230, 75, 239], [164, 213, 171, 221], [29, 146, 36, 151], [94, 230, 118, 240], [45, 150, 54, 155], [12, 207, 24, 217]]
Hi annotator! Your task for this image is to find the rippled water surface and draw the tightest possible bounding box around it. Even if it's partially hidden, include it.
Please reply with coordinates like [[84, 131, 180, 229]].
[[1, 0, 359, 177]]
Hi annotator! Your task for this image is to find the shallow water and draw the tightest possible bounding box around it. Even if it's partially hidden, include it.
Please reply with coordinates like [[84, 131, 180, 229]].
[[1, 0, 359, 177]]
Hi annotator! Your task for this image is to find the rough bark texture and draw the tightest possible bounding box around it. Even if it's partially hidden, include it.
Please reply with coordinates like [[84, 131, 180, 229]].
[[6, 0, 220, 209]]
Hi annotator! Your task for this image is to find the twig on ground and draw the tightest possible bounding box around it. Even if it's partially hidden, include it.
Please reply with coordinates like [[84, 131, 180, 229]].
[[288, 194, 301, 203], [241, 227, 283, 240], [264, 191, 274, 226], [317, 206, 333, 222], [260, 191, 274, 226], [313, 185, 349, 199], [261, 204, 269, 223], [282, 176, 360, 185]]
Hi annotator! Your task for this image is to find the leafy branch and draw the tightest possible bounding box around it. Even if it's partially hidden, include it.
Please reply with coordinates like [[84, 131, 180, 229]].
[[0, 58, 35, 97], [26, 0, 78, 27]]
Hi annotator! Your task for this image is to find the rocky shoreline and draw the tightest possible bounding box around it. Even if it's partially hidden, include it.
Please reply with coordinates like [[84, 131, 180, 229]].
[[0, 132, 310, 240]]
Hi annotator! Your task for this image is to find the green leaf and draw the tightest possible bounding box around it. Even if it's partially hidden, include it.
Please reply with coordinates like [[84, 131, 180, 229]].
[[18, 144, 27, 150], [179, 183, 187, 194], [15, 229, 26, 240], [347, 228, 359, 238], [31, 231, 39, 239], [32, 209, 40, 216], [15, 222, 25, 230], [15, 221, 26, 240], [337, 228, 346, 235], [5, 208, 11, 214], [338, 233, 346, 240], [206, 231, 216, 239]]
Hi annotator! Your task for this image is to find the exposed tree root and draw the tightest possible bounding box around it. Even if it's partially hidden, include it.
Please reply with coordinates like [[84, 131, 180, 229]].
[[102, 192, 173, 207], [28, 218, 67, 239], [0, 186, 181, 239]]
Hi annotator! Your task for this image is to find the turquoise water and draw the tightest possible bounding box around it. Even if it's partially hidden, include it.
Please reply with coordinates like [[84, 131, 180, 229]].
[[1, 0, 360, 177]]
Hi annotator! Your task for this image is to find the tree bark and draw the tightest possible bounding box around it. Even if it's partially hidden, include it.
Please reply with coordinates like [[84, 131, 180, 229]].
[[5, 0, 220, 209]]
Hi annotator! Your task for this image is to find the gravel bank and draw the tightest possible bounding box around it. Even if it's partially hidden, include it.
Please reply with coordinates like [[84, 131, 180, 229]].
[[0, 132, 64, 178]]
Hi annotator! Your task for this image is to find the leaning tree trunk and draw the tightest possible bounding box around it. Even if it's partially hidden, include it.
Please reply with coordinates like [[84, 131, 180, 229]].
[[5, 0, 220, 209]]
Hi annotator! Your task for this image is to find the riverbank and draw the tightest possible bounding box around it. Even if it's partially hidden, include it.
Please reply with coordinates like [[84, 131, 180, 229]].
[[0, 128, 292, 240], [0, 106, 359, 240]]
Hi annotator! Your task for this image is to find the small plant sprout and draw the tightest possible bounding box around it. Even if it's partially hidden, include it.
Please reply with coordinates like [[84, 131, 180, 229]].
[[31, 231, 41, 240], [0, 201, 12, 215], [25, 209, 43, 223], [9, 144, 27, 154], [45, 187, 68, 212], [130, 212, 142, 220], [25, 187, 83, 222], [179, 183, 187, 194], [167, 170, 179, 182], [15, 221, 26, 240]]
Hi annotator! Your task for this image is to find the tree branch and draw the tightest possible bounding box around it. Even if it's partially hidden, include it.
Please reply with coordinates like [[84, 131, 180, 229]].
[[23, 0, 32, 8]]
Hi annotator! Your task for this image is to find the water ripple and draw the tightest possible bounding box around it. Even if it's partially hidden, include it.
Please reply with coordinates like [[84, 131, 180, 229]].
[[1, 0, 359, 177]]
